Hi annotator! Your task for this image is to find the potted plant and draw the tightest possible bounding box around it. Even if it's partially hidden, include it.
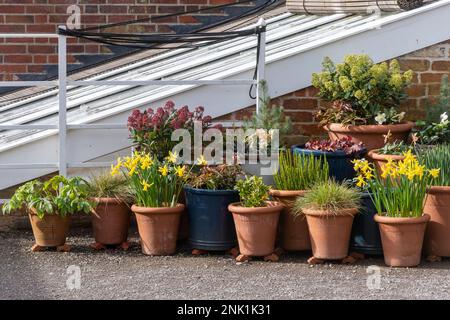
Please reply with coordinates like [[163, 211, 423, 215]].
[[294, 180, 360, 263], [353, 152, 439, 267], [184, 164, 243, 254], [242, 81, 292, 185], [2, 175, 93, 252], [418, 144, 450, 261], [111, 151, 188, 255], [367, 140, 411, 174], [228, 176, 283, 262], [312, 55, 414, 150], [87, 171, 133, 250], [291, 136, 366, 182], [270, 151, 329, 251]]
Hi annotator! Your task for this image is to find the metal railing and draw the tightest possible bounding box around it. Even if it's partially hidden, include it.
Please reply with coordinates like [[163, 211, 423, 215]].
[[0, 19, 266, 178]]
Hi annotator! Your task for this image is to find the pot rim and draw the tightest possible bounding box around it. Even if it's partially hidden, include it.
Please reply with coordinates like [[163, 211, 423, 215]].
[[374, 213, 430, 224], [131, 203, 185, 215], [368, 149, 406, 161], [291, 144, 367, 158], [91, 197, 128, 204], [302, 207, 358, 217], [269, 189, 306, 197], [228, 201, 283, 214], [427, 186, 450, 194], [324, 121, 414, 133], [28, 208, 68, 217], [184, 186, 239, 196]]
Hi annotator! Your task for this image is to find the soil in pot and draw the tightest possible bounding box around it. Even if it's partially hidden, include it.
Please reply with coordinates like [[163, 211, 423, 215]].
[[375, 214, 430, 267], [228, 201, 283, 257], [291, 144, 366, 182], [368, 150, 405, 174], [350, 193, 383, 255], [29, 213, 71, 247], [424, 186, 450, 257], [324, 122, 414, 151], [91, 198, 131, 246], [269, 190, 310, 251], [132, 204, 184, 255], [303, 208, 358, 260], [184, 187, 239, 251]]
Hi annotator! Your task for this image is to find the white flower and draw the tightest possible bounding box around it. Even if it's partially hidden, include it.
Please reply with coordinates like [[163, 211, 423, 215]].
[[375, 113, 386, 125], [440, 112, 448, 123], [398, 112, 406, 122]]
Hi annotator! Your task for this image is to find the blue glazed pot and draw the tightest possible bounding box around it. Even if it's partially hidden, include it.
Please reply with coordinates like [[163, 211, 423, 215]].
[[184, 186, 239, 251], [350, 192, 383, 255], [291, 144, 366, 182]]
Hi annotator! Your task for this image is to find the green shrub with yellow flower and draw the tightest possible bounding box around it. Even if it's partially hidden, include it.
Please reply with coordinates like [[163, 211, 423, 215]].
[[353, 150, 439, 218], [313, 54, 414, 126], [111, 151, 189, 208]]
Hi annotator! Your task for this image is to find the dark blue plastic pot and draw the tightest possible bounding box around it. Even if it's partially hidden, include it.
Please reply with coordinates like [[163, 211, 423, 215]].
[[184, 186, 239, 251], [350, 193, 383, 255], [291, 144, 366, 182]]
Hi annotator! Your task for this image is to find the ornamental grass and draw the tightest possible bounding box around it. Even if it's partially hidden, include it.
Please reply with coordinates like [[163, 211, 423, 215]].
[[417, 144, 450, 186]]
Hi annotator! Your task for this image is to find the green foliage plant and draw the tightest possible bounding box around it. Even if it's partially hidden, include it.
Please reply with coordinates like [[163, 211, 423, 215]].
[[417, 144, 450, 186], [188, 164, 243, 190], [87, 171, 134, 203], [234, 176, 270, 208]]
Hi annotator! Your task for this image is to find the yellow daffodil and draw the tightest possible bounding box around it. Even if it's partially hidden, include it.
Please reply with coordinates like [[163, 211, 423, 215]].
[[356, 175, 367, 187], [140, 154, 153, 170], [428, 168, 440, 179], [158, 165, 169, 177], [197, 155, 208, 166], [175, 165, 185, 178], [141, 180, 152, 192], [166, 151, 178, 164]]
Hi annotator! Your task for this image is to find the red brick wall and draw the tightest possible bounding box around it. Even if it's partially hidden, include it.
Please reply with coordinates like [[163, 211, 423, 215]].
[[218, 40, 450, 144], [0, 0, 248, 82]]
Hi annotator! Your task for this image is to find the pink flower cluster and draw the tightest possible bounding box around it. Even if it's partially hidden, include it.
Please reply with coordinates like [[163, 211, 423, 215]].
[[305, 136, 365, 155]]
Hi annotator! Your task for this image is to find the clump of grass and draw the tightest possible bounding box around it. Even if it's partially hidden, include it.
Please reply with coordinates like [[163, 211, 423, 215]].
[[417, 144, 450, 186], [87, 171, 133, 202], [294, 180, 360, 215], [273, 151, 329, 191]]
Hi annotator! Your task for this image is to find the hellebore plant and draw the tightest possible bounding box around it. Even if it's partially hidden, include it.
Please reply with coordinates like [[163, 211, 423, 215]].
[[111, 151, 190, 208], [312, 54, 413, 126], [127, 101, 221, 160], [353, 151, 439, 218]]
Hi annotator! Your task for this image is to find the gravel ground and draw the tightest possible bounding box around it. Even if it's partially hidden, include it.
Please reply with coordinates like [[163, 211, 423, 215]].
[[1, 228, 450, 300]]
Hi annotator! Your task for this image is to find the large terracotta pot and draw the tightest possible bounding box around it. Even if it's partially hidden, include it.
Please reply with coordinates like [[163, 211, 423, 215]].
[[132, 204, 184, 255], [324, 122, 414, 151], [228, 201, 283, 257], [91, 198, 131, 245], [424, 186, 450, 257], [374, 214, 430, 267], [29, 212, 71, 247], [303, 208, 358, 260], [269, 189, 311, 251], [368, 149, 405, 174]]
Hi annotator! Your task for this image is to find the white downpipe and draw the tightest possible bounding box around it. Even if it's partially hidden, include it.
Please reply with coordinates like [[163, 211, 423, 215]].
[[58, 27, 67, 177]]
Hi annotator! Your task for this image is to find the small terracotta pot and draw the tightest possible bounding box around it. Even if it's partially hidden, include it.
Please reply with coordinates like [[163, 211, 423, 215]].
[[228, 201, 283, 257], [374, 214, 430, 267], [367, 149, 405, 174], [424, 186, 450, 257], [324, 122, 414, 151], [269, 189, 311, 251], [132, 204, 184, 255], [303, 208, 358, 260], [91, 198, 131, 245], [29, 212, 71, 247]]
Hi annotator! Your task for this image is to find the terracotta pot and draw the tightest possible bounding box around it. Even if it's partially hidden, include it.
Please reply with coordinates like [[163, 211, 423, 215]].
[[303, 208, 358, 260], [424, 186, 450, 257], [269, 189, 311, 251], [374, 214, 430, 267], [29, 212, 71, 247], [91, 198, 131, 245], [228, 201, 283, 257], [324, 122, 414, 151], [368, 149, 405, 174], [132, 204, 184, 255]]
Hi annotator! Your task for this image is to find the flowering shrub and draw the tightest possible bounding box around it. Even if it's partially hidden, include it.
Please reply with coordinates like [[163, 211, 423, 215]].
[[312, 54, 413, 126], [304, 136, 365, 155], [111, 151, 189, 207], [234, 176, 270, 207], [353, 151, 439, 217], [127, 101, 221, 160]]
